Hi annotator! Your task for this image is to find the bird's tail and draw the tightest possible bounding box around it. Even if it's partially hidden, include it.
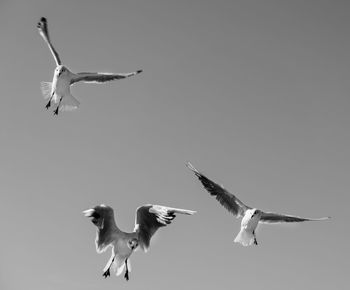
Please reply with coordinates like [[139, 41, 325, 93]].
[[40, 81, 52, 99], [109, 255, 127, 276], [58, 93, 80, 112], [234, 229, 255, 246]]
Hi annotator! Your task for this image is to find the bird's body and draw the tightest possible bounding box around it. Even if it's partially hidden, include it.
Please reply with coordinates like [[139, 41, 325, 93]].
[[187, 162, 330, 246], [37, 17, 142, 115], [241, 209, 261, 231], [52, 66, 70, 94], [83, 204, 195, 280], [234, 209, 262, 246], [50, 66, 73, 102], [101, 230, 138, 279]]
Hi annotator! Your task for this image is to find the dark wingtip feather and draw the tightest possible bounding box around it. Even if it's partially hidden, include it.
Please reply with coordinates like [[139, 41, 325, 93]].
[[186, 161, 200, 177]]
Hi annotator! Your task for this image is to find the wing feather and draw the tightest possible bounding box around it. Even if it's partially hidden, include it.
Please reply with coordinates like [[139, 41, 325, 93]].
[[134, 204, 195, 251], [37, 17, 61, 66], [260, 212, 330, 224], [70, 70, 143, 85], [186, 162, 249, 217]]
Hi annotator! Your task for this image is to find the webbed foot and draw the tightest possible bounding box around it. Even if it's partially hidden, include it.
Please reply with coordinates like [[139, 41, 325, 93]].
[[124, 259, 130, 281], [124, 269, 129, 281], [102, 268, 111, 278]]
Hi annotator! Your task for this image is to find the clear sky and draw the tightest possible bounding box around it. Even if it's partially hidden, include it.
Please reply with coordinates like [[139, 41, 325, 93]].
[[0, 0, 349, 289]]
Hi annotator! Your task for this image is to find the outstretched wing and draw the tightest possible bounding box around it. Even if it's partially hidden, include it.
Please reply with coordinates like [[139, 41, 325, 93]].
[[260, 212, 330, 224], [134, 204, 195, 251], [70, 70, 143, 85], [37, 17, 61, 66], [83, 205, 116, 253], [186, 162, 250, 218]]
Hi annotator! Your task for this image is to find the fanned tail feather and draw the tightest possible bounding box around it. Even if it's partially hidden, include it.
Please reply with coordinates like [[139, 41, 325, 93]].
[[40, 81, 52, 99], [59, 93, 80, 112], [234, 229, 255, 246], [109, 255, 126, 277]]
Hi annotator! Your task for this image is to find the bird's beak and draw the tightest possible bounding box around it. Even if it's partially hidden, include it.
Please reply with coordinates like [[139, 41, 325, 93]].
[[83, 209, 95, 217]]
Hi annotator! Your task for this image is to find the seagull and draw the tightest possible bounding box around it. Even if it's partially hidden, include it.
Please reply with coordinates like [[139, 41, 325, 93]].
[[37, 17, 143, 115], [83, 204, 195, 281], [186, 162, 330, 247]]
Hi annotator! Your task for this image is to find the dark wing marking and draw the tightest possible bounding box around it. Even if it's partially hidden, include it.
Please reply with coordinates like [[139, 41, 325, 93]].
[[260, 212, 330, 224], [37, 17, 62, 66], [83, 205, 116, 253], [186, 162, 249, 218], [134, 204, 195, 251], [70, 70, 143, 85]]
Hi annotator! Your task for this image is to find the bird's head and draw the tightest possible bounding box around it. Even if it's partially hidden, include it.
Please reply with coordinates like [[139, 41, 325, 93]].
[[251, 208, 262, 218], [37, 17, 47, 35], [55, 65, 68, 77], [128, 238, 139, 251], [83, 204, 114, 230]]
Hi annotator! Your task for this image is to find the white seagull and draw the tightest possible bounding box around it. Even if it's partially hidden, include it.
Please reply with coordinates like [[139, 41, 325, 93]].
[[37, 17, 143, 115], [83, 204, 195, 280], [186, 162, 330, 247]]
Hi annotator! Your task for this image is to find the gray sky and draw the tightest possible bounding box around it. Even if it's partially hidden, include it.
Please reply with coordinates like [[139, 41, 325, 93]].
[[0, 0, 349, 289]]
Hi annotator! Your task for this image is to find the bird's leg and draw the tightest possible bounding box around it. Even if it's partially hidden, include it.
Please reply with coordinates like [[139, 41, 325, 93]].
[[253, 231, 258, 246], [102, 267, 111, 278], [102, 255, 116, 278], [53, 97, 62, 115], [45, 99, 51, 109], [124, 259, 129, 281], [45, 94, 54, 109]]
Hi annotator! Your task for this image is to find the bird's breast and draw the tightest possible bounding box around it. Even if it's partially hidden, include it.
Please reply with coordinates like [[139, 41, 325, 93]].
[[115, 239, 134, 259], [241, 214, 260, 231], [53, 75, 70, 95]]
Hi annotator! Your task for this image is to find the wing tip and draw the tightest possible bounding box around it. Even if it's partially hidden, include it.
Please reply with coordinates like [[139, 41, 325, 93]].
[[306, 216, 331, 221], [182, 209, 197, 215], [317, 216, 331, 221], [82, 208, 94, 217], [136, 69, 143, 74], [186, 161, 198, 173]]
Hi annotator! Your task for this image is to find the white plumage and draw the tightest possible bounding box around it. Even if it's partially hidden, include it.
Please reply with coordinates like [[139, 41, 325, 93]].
[[83, 204, 195, 280], [37, 17, 142, 115], [187, 162, 330, 246]]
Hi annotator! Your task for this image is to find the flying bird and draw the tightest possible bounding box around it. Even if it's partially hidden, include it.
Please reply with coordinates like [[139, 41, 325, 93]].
[[83, 204, 195, 280], [37, 17, 142, 115], [186, 162, 330, 246]]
